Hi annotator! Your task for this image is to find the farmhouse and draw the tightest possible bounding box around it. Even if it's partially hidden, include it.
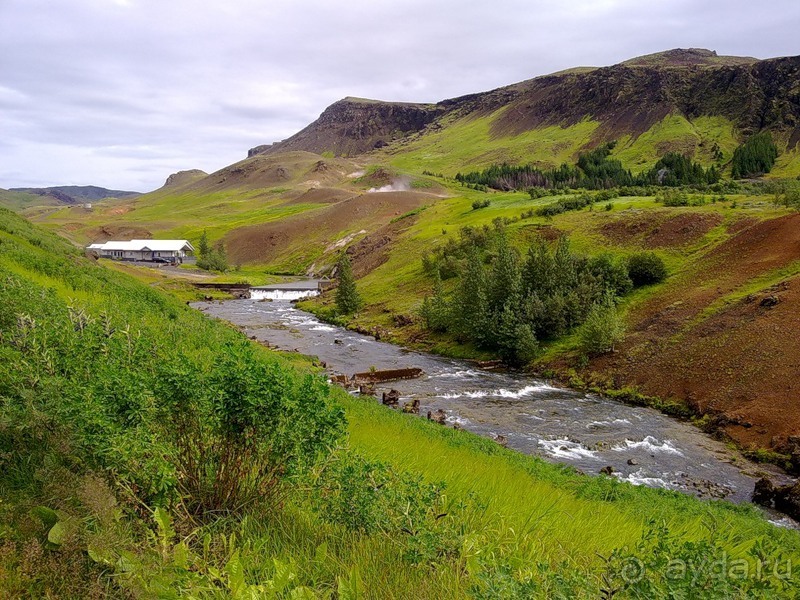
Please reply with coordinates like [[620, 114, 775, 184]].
[[86, 239, 194, 263]]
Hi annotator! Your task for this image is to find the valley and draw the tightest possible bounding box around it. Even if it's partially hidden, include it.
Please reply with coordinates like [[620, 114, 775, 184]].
[[4, 46, 800, 597]]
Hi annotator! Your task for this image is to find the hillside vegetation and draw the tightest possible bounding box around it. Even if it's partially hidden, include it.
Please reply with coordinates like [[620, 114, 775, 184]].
[[3, 205, 800, 596]]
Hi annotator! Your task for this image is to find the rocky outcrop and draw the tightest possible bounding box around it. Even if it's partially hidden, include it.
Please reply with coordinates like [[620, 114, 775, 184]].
[[250, 97, 445, 157], [752, 477, 800, 520], [162, 170, 208, 189]]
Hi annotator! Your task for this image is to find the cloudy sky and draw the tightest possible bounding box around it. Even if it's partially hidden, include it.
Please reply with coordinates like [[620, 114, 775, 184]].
[[2, 0, 798, 192]]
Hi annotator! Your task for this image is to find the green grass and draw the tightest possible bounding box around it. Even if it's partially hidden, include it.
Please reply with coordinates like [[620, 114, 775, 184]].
[[385, 109, 600, 175], [3, 204, 800, 597], [613, 115, 739, 172]]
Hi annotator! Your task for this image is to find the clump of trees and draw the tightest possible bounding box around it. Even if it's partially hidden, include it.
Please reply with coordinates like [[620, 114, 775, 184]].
[[455, 144, 719, 192], [196, 230, 229, 272], [731, 132, 779, 178], [335, 252, 362, 315], [420, 224, 667, 364]]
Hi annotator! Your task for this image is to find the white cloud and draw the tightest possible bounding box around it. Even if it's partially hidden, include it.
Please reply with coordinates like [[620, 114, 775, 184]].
[[0, 0, 798, 191]]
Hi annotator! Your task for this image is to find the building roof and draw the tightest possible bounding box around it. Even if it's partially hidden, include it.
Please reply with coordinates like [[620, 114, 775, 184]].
[[86, 239, 195, 252]]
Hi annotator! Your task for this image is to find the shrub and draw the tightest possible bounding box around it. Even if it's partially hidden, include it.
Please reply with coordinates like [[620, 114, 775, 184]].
[[655, 188, 688, 207], [627, 252, 667, 286], [472, 199, 491, 210]]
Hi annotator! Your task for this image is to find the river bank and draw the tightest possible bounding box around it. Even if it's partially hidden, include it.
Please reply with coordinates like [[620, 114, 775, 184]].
[[194, 297, 796, 523]]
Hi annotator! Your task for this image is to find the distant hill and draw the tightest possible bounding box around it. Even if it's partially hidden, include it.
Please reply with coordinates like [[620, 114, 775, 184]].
[[8, 185, 141, 206]]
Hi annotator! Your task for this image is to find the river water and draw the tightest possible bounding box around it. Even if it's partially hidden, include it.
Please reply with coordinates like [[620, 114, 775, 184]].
[[194, 296, 794, 519]]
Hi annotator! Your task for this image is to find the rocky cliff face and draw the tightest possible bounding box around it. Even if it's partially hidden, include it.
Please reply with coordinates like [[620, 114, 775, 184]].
[[484, 53, 800, 140], [250, 97, 445, 157], [249, 49, 800, 159]]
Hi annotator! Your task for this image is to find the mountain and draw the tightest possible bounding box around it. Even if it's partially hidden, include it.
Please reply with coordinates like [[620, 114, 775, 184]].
[[252, 49, 800, 177], [8, 185, 141, 205]]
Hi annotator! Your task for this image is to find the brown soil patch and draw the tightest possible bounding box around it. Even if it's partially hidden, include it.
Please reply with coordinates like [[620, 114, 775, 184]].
[[284, 187, 355, 206], [726, 217, 758, 235], [347, 215, 421, 278], [591, 212, 800, 452], [518, 224, 564, 243], [599, 211, 721, 248], [86, 224, 152, 241], [226, 191, 434, 265]]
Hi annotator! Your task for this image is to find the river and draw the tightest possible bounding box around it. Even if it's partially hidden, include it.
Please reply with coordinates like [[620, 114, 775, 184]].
[[194, 295, 795, 522]]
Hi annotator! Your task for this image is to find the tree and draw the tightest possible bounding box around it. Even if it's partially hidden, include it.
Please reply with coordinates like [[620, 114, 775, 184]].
[[731, 132, 778, 179], [580, 296, 626, 356], [335, 253, 362, 315], [451, 247, 488, 343], [420, 270, 450, 332], [198, 230, 210, 258], [196, 230, 228, 272]]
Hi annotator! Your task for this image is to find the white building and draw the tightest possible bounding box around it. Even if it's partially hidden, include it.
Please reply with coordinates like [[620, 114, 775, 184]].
[[86, 239, 195, 262]]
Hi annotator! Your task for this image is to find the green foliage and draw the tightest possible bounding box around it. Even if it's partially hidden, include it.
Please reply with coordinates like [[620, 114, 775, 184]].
[[580, 296, 626, 356], [731, 132, 779, 178], [655, 188, 689, 206], [312, 450, 466, 565], [603, 520, 800, 598], [456, 144, 717, 192], [627, 252, 668, 287], [471, 198, 491, 210], [155, 344, 345, 515], [639, 152, 720, 186], [196, 229, 229, 272], [420, 230, 633, 363], [419, 270, 450, 332], [335, 252, 362, 315]]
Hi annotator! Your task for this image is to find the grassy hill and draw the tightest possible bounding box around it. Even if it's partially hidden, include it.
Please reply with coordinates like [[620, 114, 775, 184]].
[[3, 205, 800, 596]]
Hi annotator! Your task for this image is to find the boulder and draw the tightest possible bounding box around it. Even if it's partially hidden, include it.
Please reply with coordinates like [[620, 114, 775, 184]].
[[402, 398, 420, 414], [382, 389, 401, 407]]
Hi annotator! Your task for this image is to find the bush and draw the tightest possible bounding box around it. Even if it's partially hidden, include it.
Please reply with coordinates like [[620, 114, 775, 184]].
[[312, 451, 465, 565], [627, 252, 667, 286], [655, 188, 689, 206], [472, 199, 491, 210]]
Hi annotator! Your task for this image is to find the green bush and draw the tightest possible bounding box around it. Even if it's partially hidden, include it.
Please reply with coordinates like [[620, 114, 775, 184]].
[[627, 252, 667, 286]]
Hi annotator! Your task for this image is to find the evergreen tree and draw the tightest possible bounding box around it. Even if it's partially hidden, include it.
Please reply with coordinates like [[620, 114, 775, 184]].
[[580, 296, 626, 355], [196, 230, 228, 272], [731, 132, 778, 179], [487, 232, 521, 315], [198, 230, 210, 258], [420, 270, 450, 332], [335, 253, 362, 315], [451, 247, 488, 344]]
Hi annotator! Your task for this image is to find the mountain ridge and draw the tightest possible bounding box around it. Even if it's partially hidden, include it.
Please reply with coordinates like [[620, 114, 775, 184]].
[[251, 49, 800, 162]]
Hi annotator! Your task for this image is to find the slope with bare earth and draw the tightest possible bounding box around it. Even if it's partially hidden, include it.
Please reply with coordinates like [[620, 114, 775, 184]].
[[225, 190, 436, 272], [590, 213, 800, 455]]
